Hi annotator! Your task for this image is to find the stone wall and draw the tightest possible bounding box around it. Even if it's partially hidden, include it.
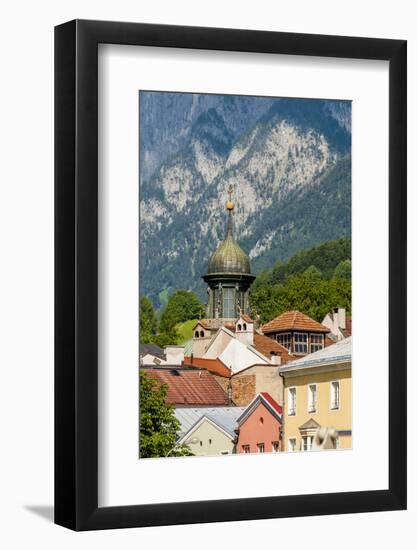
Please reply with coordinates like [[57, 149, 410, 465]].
[[214, 366, 283, 408], [231, 374, 256, 406]]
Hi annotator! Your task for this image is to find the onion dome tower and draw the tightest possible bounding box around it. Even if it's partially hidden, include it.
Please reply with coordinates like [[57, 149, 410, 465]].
[[202, 185, 256, 320]]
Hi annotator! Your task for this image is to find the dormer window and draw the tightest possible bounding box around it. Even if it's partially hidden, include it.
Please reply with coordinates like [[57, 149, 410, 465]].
[[294, 332, 308, 354], [310, 333, 324, 353], [276, 332, 292, 351]]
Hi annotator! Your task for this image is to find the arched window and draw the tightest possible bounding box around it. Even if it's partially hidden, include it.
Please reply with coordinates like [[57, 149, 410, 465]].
[[237, 324, 242, 331], [243, 323, 247, 331], [200, 331, 204, 338], [194, 331, 199, 338]]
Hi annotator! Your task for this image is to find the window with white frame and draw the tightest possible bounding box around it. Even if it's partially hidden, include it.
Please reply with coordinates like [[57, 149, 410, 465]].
[[294, 332, 308, 353], [272, 441, 280, 453], [288, 438, 297, 452], [242, 444, 250, 454], [276, 332, 292, 351], [301, 435, 313, 451], [310, 333, 324, 353], [288, 387, 297, 416], [257, 443, 265, 453], [308, 384, 317, 413], [330, 381, 340, 410]]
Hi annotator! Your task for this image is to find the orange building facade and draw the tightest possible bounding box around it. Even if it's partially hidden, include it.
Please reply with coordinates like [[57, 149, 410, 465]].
[[236, 393, 283, 454]]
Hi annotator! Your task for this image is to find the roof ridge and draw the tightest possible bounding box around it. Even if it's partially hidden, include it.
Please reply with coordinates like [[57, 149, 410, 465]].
[[292, 311, 298, 327]]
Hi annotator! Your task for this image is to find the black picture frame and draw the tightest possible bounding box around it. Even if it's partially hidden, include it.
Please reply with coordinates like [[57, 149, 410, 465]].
[[55, 19, 407, 531]]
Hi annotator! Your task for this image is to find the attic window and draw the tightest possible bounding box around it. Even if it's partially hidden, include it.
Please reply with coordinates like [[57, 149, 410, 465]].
[[310, 333, 324, 353], [294, 332, 308, 354], [276, 332, 292, 351]]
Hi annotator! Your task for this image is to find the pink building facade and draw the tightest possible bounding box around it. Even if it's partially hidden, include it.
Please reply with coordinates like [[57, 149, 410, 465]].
[[236, 392, 283, 454]]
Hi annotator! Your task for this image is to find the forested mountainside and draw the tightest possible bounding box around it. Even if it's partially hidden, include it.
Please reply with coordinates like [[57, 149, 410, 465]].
[[139, 93, 351, 307], [140, 238, 352, 345]]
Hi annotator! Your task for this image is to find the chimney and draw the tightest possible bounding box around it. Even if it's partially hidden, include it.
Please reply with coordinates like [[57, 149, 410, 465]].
[[270, 352, 281, 366], [333, 307, 346, 330], [165, 345, 185, 365]]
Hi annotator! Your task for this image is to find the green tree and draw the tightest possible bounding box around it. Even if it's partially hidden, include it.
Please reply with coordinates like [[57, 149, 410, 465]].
[[139, 296, 158, 343], [252, 237, 351, 291], [250, 272, 351, 324], [303, 265, 323, 280], [139, 371, 192, 458], [159, 290, 203, 333], [333, 259, 352, 280], [270, 260, 287, 285], [152, 330, 180, 348]]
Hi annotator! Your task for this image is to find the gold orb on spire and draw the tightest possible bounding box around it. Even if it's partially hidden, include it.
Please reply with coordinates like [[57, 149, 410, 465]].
[[226, 184, 235, 210]]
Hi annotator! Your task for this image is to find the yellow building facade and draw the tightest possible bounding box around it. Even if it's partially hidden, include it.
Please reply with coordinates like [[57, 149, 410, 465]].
[[280, 337, 352, 451]]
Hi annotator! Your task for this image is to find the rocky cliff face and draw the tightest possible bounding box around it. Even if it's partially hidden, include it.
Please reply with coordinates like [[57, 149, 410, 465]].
[[139, 93, 351, 307]]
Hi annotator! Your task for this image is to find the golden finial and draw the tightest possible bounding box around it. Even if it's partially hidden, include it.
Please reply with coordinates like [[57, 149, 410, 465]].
[[226, 184, 235, 211]]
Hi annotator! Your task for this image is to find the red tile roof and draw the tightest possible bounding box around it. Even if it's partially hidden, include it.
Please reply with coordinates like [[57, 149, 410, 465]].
[[262, 310, 330, 334], [144, 367, 229, 406], [325, 335, 335, 347], [237, 392, 283, 425], [240, 314, 254, 323], [261, 392, 283, 415], [193, 320, 211, 330], [253, 333, 292, 364], [183, 357, 231, 378], [341, 316, 352, 338]]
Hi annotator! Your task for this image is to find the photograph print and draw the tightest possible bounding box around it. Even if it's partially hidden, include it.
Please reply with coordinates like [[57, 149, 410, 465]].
[[139, 91, 352, 459]]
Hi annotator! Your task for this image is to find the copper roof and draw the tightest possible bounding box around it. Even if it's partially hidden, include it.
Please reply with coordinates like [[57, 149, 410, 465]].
[[183, 357, 231, 378], [262, 310, 330, 334], [253, 333, 292, 364], [144, 367, 229, 406], [207, 210, 251, 275]]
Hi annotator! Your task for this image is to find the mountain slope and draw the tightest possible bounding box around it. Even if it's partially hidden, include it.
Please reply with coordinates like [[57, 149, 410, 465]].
[[139, 95, 351, 307]]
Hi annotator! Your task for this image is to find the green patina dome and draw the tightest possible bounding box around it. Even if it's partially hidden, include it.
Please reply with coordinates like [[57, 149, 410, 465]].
[[207, 210, 251, 275]]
